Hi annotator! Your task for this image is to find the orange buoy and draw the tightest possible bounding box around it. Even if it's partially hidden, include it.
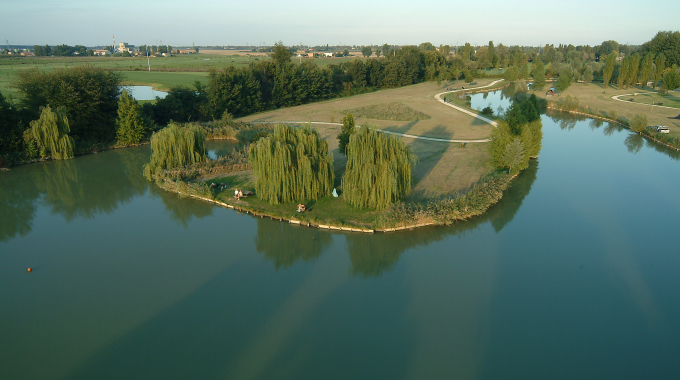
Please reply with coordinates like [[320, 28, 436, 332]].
[[27, 268, 32, 272]]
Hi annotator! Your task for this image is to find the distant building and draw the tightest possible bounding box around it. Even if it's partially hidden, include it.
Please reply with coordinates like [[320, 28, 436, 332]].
[[117, 43, 135, 53], [94, 49, 110, 56]]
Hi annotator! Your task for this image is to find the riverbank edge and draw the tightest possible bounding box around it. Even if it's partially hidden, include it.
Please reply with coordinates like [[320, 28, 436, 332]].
[[545, 106, 680, 152], [150, 168, 518, 234]]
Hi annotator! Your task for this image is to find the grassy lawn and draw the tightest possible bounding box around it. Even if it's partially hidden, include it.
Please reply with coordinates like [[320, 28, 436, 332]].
[[617, 92, 680, 109], [121, 71, 209, 91]]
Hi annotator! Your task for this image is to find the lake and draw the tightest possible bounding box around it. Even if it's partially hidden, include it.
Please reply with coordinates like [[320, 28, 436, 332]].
[[2, 90, 680, 379], [124, 85, 168, 100]]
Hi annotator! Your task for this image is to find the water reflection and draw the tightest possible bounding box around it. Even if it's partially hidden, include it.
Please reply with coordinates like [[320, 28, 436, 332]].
[[254, 218, 331, 269], [344, 165, 538, 278], [0, 172, 39, 242], [625, 134, 645, 155]]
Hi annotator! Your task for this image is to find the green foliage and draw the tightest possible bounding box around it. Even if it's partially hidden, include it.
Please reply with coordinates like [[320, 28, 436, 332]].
[[502, 137, 528, 174], [653, 53, 666, 89], [342, 128, 416, 210], [531, 59, 546, 90], [520, 62, 531, 79], [249, 124, 334, 204], [639, 53, 655, 88], [602, 52, 618, 88], [143, 123, 207, 180], [206, 66, 262, 118], [343, 102, 430, 121], [362, 46, 372, 57], [641, 31, 680, 67], [556, 67, 573, 91], [504, 65, 519, 82], [12, 66, 122, 143], [629, 114, 648, 133], [27, 106, 74, 160], [662, 66, 680, 90], [338, 114, 356, 155], [0, 92, 22, 157], [151, 85, 208, 125], [116, 90, 150, 146], [271, 41, 292, 66], [582, 66, 594, 83]]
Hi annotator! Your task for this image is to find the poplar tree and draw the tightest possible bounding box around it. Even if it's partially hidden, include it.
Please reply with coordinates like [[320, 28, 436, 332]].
[[602, 52, 618, 88], [249, 124, 334, 204], [143, 123, 207, 180], [653, 53, 666, 89], [342, 128, 416, 210], [27, 106, 74, 160], [639, 53, 655, 89]]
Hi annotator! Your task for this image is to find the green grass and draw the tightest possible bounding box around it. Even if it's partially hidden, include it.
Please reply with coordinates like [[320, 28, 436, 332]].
[[121, 71, 209, 91], [619, 92, 680, 110], [343, 102, 431, 121]]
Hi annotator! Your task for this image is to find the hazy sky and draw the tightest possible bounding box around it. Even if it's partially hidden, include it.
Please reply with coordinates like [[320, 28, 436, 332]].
[[4, 0, 679, 47]]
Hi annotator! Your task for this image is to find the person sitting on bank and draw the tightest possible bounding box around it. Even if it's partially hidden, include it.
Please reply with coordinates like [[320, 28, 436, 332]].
[[234, 189, 239, 199], [297, 204, 306, 213]]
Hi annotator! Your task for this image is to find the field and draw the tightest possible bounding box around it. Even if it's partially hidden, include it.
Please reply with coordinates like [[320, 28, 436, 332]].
[[0, 53, 370, 98], [238, 79, 502, 200]]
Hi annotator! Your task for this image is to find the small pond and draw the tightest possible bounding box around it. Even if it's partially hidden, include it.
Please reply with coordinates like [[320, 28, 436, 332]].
[[123, 86, 168, 101]]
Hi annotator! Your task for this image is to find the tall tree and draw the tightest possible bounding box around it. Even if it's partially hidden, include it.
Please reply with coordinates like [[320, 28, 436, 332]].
[[502, 137, 527, 174], [0, 92, 22, 157], [361, 46, 372, 57], [337, 113, 356, 155], [638, 53, 655, 89], [504, 65, 519, 82], [531, 59, 546, 90], [627, 53, 641, 88], [520, 62, 531, 79], [116, 90, 149, 146], [271, 41, 292, 66], [653, 53, 666, 89], [602, 52, 618, 88], [249, 124, 334, 204], [342, 128, 416, 210]]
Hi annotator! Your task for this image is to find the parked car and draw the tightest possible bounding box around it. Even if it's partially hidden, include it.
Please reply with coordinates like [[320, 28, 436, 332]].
[[653, 125, 670, 134]]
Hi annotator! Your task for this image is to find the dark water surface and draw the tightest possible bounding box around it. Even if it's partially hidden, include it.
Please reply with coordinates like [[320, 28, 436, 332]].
[[2, 94, 680, 379]]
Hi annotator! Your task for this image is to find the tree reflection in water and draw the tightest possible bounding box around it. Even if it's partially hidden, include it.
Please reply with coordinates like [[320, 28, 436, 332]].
[[254, 218, 332, 270]]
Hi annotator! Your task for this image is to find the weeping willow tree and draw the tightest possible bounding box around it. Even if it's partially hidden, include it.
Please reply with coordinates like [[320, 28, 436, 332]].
[[342, 127, 416, 210], [27, 106, 74, 160], [249, 124, 334, 204], [143, 122, 207, 180]]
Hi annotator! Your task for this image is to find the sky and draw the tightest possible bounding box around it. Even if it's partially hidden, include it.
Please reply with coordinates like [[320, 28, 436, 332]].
[[3, 0, 679, 48]]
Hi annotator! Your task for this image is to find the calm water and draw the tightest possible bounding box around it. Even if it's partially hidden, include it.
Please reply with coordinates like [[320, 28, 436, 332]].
[[124, 85, 168, 100], [2, 92, 680, 379]]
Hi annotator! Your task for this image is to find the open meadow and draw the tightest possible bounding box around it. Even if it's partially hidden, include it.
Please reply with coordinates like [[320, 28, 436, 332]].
[[0, 53, 369, 98]]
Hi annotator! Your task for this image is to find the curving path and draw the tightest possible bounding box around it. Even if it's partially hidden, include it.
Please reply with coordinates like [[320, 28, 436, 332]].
[[611, 91, 679, 111], [252, 79, 507, 144], [433, 79, 505, 131]]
